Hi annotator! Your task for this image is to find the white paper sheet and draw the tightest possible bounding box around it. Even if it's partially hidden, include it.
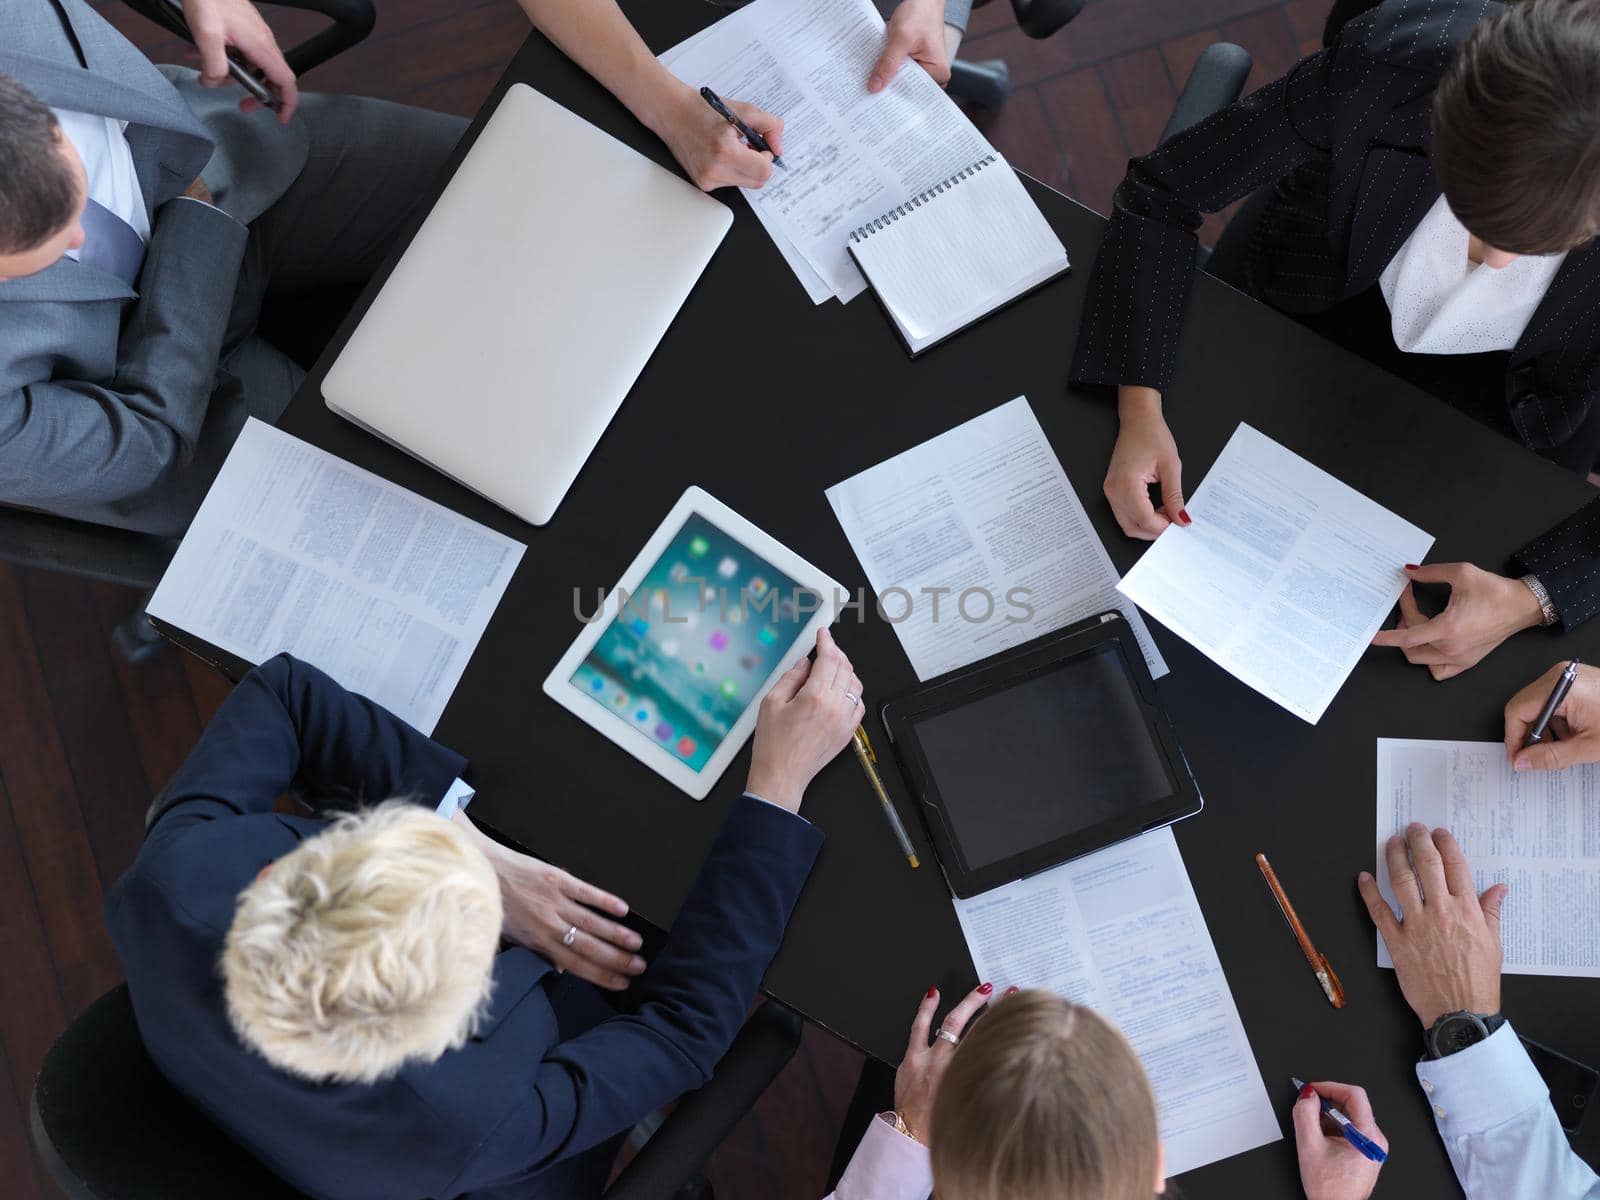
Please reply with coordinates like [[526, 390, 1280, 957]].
[[1374, 738, 1600, 977], [1117, 423, 1432, 724], [660, 0, 994, 302], [148, 419, 525, 734], [954, 827, 1282, 1176], [826, 397, 1166, 681]]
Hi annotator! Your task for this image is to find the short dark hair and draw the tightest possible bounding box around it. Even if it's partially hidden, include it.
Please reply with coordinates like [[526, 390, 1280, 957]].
[[0, 73, 79, 255], [1433, 0, 1600, 255]]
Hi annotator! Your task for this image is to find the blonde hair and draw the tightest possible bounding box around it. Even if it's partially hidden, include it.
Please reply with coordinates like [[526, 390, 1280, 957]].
[[929, 991, 1161, 1200], [221, 802, 502, 1084]]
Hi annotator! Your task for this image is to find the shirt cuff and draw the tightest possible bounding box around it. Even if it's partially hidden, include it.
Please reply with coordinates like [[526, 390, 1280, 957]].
[[1416, 1022, 1548, 1138], [831, 1114, 934, 1200], [436, 777, 475, 821], [742, 792, 813, 826]]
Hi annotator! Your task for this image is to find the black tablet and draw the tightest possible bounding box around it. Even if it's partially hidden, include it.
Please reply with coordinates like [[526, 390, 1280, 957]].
[[880, 612, 1202, 898]]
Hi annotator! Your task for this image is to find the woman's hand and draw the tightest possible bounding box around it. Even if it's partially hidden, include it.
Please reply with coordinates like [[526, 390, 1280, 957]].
[[869, 0, 954, 91], [893, 982, 995, 1140], [650, 83, 784, 191], [182, 0, 298, 121], [745, 626, 863, 812], [1370, 564, 1544, 681], [1105, 386, 1189, 539], [1505, 661, 1600, 771], [1293, 1081, 1387, 1200], [451, 810, 645, 990]]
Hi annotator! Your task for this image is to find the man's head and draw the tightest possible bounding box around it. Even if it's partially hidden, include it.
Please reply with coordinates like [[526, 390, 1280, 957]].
[[222, 802, 503, 1085], [1433, 0, 1600, 259], [0, 73, 87, 282]]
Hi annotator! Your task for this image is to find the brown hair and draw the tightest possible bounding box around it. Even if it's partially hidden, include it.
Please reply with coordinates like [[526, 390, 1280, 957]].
[[0, 74, 78, 254], [1432, 0, 1600, 255], [928, 992, 1161, 1200]]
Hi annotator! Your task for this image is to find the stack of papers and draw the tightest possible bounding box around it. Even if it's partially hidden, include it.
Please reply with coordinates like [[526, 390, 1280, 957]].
[[661, 0, 1008, 305], [149, 420, 524, 734]]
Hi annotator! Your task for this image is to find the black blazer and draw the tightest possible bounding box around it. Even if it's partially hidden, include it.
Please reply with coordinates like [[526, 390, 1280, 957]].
[[1070, 0, 1600, 628]]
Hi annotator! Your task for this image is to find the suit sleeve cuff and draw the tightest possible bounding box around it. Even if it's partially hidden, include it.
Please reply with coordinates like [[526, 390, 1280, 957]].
[[942, 0, 971, 33], [1416, 1023, 1548, 1138], [741, 791, 813, 827], [832, 1115, 933, 1200]]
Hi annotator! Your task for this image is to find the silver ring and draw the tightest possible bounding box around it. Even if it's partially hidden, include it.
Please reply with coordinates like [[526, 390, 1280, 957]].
[[562, 924, 578, 947], [843, 691, 860, 708], [936, 1028, 960, 1046]]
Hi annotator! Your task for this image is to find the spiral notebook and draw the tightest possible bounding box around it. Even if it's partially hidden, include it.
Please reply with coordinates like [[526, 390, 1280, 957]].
[[846, 155, 1070, 356]]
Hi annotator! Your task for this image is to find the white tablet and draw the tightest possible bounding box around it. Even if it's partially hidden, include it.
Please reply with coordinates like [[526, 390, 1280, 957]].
[[543, 488, 844, 799]]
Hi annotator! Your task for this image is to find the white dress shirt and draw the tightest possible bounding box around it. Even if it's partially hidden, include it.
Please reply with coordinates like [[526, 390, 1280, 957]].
[[824, 1114, 933, 1200], [1379, 193, 1566, 355], [51, 106, 151, 258], [437, 777, 474, 820], [1419, 1022, 1600, 1199]]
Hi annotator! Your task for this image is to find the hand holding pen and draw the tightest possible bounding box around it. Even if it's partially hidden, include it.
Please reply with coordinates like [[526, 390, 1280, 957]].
[[1506, 660, 1600, 772], [684, 87, 786, 188], [1291, 1079, 1388, 1200]]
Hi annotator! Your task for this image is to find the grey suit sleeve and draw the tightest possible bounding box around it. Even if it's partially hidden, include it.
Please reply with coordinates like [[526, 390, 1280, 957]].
[[944, 0, 971, 33], [0, 197, 246, 530]]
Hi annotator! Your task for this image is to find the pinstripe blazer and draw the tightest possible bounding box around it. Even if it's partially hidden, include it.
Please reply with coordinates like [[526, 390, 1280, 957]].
[[1070, 0, 1600, 628]]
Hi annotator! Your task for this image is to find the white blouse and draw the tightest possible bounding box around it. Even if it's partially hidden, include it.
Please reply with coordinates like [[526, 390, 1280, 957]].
[[1378, 193, 1566, 355]]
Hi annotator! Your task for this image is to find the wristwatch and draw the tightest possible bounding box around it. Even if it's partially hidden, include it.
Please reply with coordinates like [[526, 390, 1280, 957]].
[[880, 1111, 922, 1144], [1424, 1010, 1507, 1060]]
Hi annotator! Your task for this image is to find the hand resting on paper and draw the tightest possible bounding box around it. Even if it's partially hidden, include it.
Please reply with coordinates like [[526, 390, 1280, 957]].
[[1104, 385, 1192, 539], [1370, 563, 1544, 681], [1504, 661, 1600, 772]]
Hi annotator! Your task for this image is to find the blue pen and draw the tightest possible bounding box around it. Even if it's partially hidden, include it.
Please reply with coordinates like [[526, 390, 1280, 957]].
[[1292, 1078, 1388, 1164]]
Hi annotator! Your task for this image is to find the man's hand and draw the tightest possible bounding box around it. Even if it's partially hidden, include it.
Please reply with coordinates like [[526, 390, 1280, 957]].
[[183, 175, 213, 204], [1505, 662, 1600, 771], [894, 982, 994, 1140], [450, 810, 645, 990], [182, 0, 299, 122], [1357, 824, 1507, 1028], [1105, 385, 1189, 539], [1370, 564, 1544, 681], [1293, 1081, 1386, 1200], [651, 84, 783, 191], [870, 0, 954, 91], [745, 626, 863, 812]]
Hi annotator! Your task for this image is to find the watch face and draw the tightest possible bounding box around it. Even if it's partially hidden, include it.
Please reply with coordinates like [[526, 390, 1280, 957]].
[[1437, 1014, 1489, 1056]]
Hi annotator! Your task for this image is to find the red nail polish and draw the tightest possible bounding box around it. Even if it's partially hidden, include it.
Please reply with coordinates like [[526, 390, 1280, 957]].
[[1298, 1084, 1317, 1102], [977, 981, 994, 995], [1179, 508, 1192, 525], [1004, 985, 1020, 996], [925, 986, 938, 1000], [1404, 563, 1420, 570]]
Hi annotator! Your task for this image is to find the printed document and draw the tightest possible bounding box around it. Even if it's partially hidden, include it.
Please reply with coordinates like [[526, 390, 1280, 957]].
[[149, 419, 525, 734], [1117, 424, 1432, 723], [954, 827, 1282, 1176], [1375, 738, 1600, 977], [660, 0, 996, 302], [826, 397, 1166, 681]]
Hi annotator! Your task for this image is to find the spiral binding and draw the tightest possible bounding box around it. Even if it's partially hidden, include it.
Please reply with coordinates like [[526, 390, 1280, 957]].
[[848, 155, 999, 243]]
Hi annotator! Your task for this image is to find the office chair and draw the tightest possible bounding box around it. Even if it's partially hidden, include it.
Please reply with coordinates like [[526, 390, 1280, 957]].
[[30, 983, 803, 1200], [948, 0, 1087, 111], [0, 0, 379, 663]]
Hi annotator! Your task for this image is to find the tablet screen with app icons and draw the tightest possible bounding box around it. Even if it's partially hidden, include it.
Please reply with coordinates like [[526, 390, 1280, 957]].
[[569, 512, 810, 770]]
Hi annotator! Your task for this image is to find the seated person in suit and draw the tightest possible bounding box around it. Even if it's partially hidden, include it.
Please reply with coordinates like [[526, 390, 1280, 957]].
[[0, 0, 965, 541], [825, 984, 1385, 1199], [104, 627, 865, 1199], [1070, 0, 1600, 680], [1357, 659, 1600, 1199]]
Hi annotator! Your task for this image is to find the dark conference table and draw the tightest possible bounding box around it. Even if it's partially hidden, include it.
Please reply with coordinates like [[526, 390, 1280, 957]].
[[221, 3, 1600, 1194]]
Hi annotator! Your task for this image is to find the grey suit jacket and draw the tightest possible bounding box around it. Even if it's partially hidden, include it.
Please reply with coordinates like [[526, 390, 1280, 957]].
[[0, 0, 310, 535]]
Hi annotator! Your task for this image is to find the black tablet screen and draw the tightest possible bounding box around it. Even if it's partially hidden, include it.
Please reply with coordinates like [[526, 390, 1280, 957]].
[[912, 643, 1175, 871]]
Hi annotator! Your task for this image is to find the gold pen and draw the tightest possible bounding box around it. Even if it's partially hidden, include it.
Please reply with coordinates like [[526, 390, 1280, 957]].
[[852, 726, 919, 868]]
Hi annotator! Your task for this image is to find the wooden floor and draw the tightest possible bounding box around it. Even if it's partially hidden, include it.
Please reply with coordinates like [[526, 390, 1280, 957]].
[[5, 2, 1326, 1196]]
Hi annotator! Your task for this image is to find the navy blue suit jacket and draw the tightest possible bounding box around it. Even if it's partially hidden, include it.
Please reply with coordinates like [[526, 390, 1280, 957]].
[[104, 654, 824, 1199]]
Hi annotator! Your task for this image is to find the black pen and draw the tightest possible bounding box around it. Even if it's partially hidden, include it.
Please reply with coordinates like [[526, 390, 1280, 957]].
[[699, 87, 786, 170], [1527, 659, 1581, 745]]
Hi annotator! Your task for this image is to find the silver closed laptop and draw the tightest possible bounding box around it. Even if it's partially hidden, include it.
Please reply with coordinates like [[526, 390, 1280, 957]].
[[322, 83, 732, 525]]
